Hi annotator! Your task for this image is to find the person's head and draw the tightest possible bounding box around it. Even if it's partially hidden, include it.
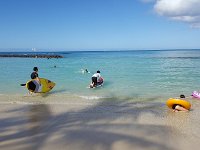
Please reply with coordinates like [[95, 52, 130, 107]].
[[27, 81, 36, 92], [97, 70, 100, 73], [180, 94, 185, 98], [33, 67, 38, 72]]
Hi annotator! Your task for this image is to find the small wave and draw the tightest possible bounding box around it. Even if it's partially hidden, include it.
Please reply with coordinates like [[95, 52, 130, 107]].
[[79, 95, 108, 100], [165, 66, 196, 69], [0, 101, 43, 105], [157, 57, 200, 59]]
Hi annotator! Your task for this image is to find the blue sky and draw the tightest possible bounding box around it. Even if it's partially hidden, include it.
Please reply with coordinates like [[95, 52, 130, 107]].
[[0, 0, 200, 51]]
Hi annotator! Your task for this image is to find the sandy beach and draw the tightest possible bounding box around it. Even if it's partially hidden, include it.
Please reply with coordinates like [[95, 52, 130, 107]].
[[1, 0, 200, 149], [0, 96, 200, 150]]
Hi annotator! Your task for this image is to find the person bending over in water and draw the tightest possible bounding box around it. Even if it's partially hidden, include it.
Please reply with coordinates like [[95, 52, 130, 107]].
[[173, 94, 189, 112], [90, 70, 101, 88]]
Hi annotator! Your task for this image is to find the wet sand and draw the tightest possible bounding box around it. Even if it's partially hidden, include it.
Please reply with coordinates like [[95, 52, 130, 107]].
[[0, 97, 200, 150]]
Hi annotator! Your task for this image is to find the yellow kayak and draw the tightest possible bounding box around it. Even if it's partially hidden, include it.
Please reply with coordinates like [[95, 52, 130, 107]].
[[26, 78, 55, 93]]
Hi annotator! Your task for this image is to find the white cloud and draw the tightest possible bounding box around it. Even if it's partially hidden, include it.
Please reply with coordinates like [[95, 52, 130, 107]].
[[153, 0, 200, 28]]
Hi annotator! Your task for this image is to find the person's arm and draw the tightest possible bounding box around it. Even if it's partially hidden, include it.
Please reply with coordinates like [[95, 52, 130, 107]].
[[35, 76, 41, 85], [175, 105, 189, 112]]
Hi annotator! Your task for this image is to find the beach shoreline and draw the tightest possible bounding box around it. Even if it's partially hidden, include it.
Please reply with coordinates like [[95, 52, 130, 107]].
[[0, 97, 200, 150]]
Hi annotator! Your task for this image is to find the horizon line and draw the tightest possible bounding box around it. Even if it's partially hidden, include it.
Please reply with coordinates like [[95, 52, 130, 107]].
[[0, 48, 200, 53]]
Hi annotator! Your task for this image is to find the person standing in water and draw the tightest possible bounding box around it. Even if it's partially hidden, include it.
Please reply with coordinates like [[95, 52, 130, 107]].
[[31, 67, 40, 83], [27, 67, 41, 93]]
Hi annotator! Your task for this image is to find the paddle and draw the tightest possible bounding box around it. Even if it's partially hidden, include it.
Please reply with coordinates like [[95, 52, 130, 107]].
[[20, 84, 26, 86]]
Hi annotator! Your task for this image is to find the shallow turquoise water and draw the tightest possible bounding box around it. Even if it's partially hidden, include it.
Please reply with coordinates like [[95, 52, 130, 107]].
[[1, 50, 200, 101]]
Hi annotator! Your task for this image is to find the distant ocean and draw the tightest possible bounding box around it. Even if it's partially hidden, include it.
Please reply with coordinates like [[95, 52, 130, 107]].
[[1, 50, 200, 103]]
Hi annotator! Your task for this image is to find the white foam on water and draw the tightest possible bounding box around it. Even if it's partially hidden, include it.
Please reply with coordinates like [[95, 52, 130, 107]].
[[79, 95, 108, 100]]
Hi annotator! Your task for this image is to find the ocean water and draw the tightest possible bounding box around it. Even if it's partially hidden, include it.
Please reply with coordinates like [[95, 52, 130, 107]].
[[0, 50, 200, 102]]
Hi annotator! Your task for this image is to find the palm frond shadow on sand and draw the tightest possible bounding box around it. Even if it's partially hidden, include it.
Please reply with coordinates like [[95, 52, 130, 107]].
[[0, 99, 175, 150]]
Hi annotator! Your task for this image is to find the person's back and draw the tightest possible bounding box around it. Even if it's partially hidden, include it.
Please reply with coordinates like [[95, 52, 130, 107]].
[[92, 72, 101, 78]]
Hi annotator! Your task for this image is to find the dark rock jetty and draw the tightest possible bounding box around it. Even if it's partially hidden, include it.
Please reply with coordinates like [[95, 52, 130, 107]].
[[0, 54, 63, 58]]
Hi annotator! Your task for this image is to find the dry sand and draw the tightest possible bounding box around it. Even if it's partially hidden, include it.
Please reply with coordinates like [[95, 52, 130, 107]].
[[0, 96, 200, 150]]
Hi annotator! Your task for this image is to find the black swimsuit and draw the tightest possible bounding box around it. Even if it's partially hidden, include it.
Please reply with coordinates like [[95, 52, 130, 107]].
[[31, 72, 38, 79]]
